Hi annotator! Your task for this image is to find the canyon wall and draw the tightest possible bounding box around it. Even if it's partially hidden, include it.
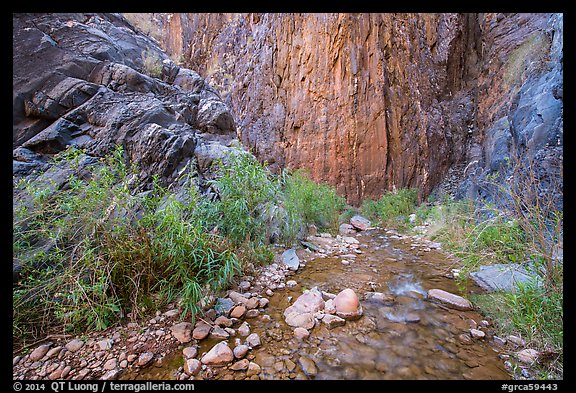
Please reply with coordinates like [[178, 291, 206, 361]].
[[134, 12, 562, 206]]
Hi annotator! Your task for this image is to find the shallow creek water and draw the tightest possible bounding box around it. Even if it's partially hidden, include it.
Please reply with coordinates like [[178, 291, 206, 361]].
[[126, 229, 510, 380]]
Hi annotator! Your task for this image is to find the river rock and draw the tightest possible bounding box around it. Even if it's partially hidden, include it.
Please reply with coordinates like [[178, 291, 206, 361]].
[[230, 358, 250, 371], [192, 322, 212, 340], [171, 322, 193, 343], [228, 290, 250, 305], [427, 288, 473, 311], [282, 248, 300, 271], [245, 333, 261, 348], [470, 329, 485, 339], [45, 346, 62, 359], [245, 309, 259, 318], [293, 327, 310, 340], [182, 346, 198, 359], [245, 297, 260, 310], [322, 314, 346, 329], [137, 352, 154, 367], [214, 315, 233, 327], [285, 312, 316, 330], [334, 288, 363, 320], [103, 358, 117, 370], [210, 326, 230, 339], [517, 349, 539, 364], [201, 341, 234, 365], [214, 297, 235, 315], [298, 356, 318, 377], [350, 215, 371, 231], [246, 362, 261, 377], [29, 344, 52, 361], [238, 321, 251, 337], [98, 339, 113, 350], [184, 358, 201, 375], [339, 223, 357, 235], [284, 288, 325, 316], [233, 344, 249, 359], [507, 335, 526, 346], [230, 305, 247, 318]]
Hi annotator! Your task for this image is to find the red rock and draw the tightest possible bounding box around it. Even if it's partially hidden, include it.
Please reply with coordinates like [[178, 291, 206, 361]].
[[192, 322, 212, 340], [200, 341, 234, 365], [171, 322, 193, 343], [333, 288, 363, 320], [427, 289, 473, 311]]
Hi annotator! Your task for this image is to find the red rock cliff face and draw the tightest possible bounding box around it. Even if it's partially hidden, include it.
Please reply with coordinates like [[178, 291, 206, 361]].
[[135, 13, 561, 206]]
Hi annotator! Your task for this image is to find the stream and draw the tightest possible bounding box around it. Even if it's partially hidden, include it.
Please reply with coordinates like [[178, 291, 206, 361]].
[[124, 229, 510, 380]]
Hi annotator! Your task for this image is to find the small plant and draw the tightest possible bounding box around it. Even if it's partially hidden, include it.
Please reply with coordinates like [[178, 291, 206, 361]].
[[360, 188, 418, 230], [141, 48, 163, 78]]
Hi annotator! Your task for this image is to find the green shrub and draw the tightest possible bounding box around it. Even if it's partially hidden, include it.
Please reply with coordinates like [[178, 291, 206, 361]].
[[282, 168, 346, 238], [13, 145, 240, 344], [360, 188, 418, 229]]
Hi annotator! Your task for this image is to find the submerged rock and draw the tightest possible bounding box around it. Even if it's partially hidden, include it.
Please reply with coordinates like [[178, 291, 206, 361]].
[[427, 288, 473, 311]]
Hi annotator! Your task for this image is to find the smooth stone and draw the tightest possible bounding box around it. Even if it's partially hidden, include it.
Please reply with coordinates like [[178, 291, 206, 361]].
[[233, 344, 249, 359], [183, 346, 198, 359], [285, 312, 315, 330], [246, 362, 261, 377], [238, 321, 251, 337], [29, 344, 52, 361], [245, 309, 259, 318], [230, 358, 250, 371], [200, 341, 234, 365], [192, 322, 212, 340], [137, 352, 154, 367], [427, 289, 473, 311], [334, 288, 363, 320], [214, 316, 233, 328], [245, 333, 261, 348], [184, 358, 201, 375], [245, 297, 260, 310], [103, 358, 117, 370], [210, 326, 230, 339], [350, 215, 371, 231], [470, 329, 486, 339], [282, 248, 300, 271], [298, 356, 318, 377], [293, 327, 310, 340], [517, 349, 539, 364], [230, 305, 247, 319]]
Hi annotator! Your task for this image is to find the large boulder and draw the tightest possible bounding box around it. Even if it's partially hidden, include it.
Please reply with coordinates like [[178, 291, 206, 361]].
[[350, 215, 371, 231]]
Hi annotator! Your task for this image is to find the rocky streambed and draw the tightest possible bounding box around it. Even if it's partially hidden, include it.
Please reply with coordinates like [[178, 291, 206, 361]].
[[15, 222, 538, 381]]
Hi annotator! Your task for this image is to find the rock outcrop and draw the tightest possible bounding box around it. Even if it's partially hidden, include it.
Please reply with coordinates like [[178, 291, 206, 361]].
[[132, 13, 562, 207], [12, 13, 240, 281], [13, 12, 237, 192]]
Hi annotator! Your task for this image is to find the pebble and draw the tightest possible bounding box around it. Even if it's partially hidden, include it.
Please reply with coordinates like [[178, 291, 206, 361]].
[[298, 356, 318, 377], [183, 346, 198, 359], [230, 305, 247, 319], [171, 322, 193, 343], [470, 329, 486, 339], [246, 362, 261, 377], [98, 339, 113, 350], [265, 289, 274, 296], [230, 358, 250, 371], [137, 352, 154, 367], [29, 344, 52, 361], [293, 327, 309, 340], [103, 358, 117, 370], [233, 344, 249, 359], [245, 309, 259, 318], [184, 359, 201, 375], [245, 333, 261, 348]]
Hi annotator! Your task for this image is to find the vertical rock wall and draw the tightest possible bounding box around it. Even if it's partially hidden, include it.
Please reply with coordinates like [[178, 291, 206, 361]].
[[127, 13, 563, 206]]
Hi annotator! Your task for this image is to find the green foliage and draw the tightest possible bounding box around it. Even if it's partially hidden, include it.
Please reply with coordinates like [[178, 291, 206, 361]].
[[360, 188, 418, 229], [13, 145, 239, 343], [282, 168, 346, 239], [204, 149, 282, 248], [13, 145, 348, 346]]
